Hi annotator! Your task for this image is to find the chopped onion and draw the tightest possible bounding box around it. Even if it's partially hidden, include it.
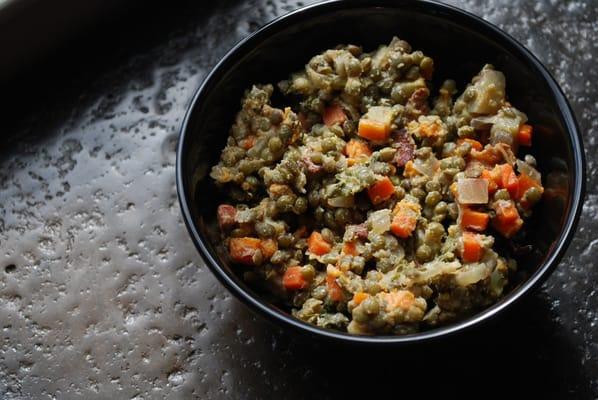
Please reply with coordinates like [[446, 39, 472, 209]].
[[365, 105, 394, 126], [495, 143, 516, 165], [516, 159, 542, 182], [457, 178, 489, 204], [414, 261, 460, 284], [470, 115, 497, 129], [413, 155, 439, 177], [465, 160, 485, 178], [454, 262, 492, 286], [328, 195, 355, 208], [368, 209, 391, 234], [467, 68, 506, 115]]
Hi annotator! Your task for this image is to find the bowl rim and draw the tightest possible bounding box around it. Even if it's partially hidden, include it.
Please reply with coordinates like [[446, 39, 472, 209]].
[[176, 0, 586, 344]]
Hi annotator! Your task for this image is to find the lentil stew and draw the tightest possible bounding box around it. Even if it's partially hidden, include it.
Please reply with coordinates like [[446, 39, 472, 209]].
[[208, 37, 544, 335]]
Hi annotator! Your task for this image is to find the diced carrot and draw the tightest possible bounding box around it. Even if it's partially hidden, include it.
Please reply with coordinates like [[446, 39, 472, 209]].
[[326, 275, 344, 302], [259, 239, 278, 259], [358, 118, 390, 141], [352, 292, 369, 306], [282, 266, 308, 290], [239, 135, 257, 150], [229, 237, 262, 265], [382, 290, 415, 311], [480, 169, 498, 194], [323, 104, 347, 127], [390, 214, 417, 238], [492, 201, 523, 238], [493, 216, 523, 238], [471, 147, 501, 166], [462, 232, 483, 263], [516, 172, 544, 201], [390, 199, 420, 239], [367, 177, 395, 205], [307, 231, 332, 255], [499, 164, 519, 198], [342, 241, 358, 256], [458, 138, 483, 151], [344, 139, 372, 159], [517, 124, 533, 146], [494, 201, 519, 223], [461, 208, 490, 232]]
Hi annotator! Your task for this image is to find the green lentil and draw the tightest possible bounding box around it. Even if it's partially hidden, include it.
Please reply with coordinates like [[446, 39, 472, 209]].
[[494, 189, 511, 201], [425, 191, 442, 207]]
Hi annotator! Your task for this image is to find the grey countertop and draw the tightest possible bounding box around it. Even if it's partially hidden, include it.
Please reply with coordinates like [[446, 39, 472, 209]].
[[0, 0, 596, 398]]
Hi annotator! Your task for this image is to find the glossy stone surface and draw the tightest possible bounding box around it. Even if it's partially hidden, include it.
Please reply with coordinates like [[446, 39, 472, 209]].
[[0, 1, 596, 398]]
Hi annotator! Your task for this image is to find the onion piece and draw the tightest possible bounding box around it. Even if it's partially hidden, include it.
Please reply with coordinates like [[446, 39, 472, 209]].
[[470, 115, 497, 130], [413, 155, 439, 177], [368, 209, 391, 234], [495, 143, 516, 165], [457, 178, 489, 204], [454, 262, 492, 286], [328, 195, 355, 208], [467, 68, 506, 115], [413, 261, 461, 284], [516, 159, 542, 182]]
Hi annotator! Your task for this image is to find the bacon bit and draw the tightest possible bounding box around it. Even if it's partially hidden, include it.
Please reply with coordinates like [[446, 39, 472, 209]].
[[392, 129, 416, 167], [406, 87, 430, 115], [323, 104, 347, 127], [301, 155, 323, 174], [351, 223, 369, 240], [217, 205, 236, 230]]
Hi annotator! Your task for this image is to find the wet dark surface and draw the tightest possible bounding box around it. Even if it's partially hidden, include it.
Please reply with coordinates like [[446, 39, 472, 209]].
[[0, 1, 596, 399]]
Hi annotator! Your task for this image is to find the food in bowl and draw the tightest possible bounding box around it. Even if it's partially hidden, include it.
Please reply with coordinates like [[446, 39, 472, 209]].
[[208, 37, 544, 335]]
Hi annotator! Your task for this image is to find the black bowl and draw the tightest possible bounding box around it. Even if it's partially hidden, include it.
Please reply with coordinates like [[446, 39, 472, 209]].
[[176, 0, 585, 344]]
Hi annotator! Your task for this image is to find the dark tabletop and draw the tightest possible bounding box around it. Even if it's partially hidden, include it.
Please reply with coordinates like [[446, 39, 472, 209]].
[[0, 1, 596, 399]]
